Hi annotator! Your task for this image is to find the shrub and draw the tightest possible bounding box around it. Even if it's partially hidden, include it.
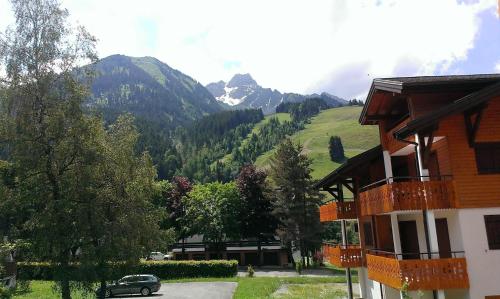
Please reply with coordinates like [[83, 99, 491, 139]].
[[17, 260, 238, 281], [295, 261, 303, 274], [0, 286, 12, 299], [246, 265, 254, 278]]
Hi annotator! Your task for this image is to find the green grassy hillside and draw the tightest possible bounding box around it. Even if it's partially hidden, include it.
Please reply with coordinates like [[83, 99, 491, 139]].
[[255, 106, 379, 180], [218, 113, 291, 163]]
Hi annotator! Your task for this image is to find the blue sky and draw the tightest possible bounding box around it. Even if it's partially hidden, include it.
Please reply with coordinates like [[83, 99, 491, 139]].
[[1, 0, 498, 100]]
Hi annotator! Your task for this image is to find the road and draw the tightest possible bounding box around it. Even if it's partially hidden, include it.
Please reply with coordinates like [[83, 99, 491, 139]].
[[112, 282, 237, 299]]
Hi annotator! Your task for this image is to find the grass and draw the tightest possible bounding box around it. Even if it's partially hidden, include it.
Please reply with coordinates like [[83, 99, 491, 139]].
[[255, 106, 379, 180], [12, 276, 348, 299], [11, 281, 91, 299], [273, 283, 347, 299]]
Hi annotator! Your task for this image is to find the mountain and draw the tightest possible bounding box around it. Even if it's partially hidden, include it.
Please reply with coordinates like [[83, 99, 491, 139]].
[[86, 54, 223, 127], [206, 73, 346, 114], [254, 106, 379, 179]]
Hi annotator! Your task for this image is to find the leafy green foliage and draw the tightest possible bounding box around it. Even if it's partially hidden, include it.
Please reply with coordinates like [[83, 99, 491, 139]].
[[183, 182, 241, 243], [17, 260, 238, 281], [236, 165, 277, 242], [246, 265, 255, 278], [0, 2, 169, 298]]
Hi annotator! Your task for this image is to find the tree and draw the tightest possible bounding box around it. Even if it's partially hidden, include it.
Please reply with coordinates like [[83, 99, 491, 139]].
[[77, 115, 166, 299], [183, 182, 241, 247], [329, 136, 345, 163], [269, 139, 323, 266], [159, 176, 192, 254], [236, 165, 277, 266], [0, 2, 165, 298], [0, 0, 98, 296]]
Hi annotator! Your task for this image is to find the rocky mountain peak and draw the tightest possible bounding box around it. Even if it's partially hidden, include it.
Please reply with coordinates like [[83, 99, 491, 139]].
[[227, 73, 257, 88]]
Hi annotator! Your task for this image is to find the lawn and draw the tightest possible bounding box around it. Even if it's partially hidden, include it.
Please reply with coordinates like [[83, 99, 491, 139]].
[[11, 281, 92, 299], [11, 276, 349, 299], [273, 283, 347, 299], [255, 106, 379, 180]]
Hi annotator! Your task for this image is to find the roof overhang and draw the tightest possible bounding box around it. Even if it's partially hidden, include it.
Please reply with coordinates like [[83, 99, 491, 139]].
[[394, 81, 500, 140], [314, 145, 382, 190], [360, 74, 500, 125]]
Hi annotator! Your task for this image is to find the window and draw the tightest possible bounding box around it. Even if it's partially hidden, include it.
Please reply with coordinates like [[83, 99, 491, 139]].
[[363, 222, 374, 246], [475, 143, 500, 174], [485, 215, 500, 250]]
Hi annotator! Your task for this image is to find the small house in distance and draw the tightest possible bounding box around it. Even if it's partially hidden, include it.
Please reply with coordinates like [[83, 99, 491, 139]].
[[170, 235, 289, 267], [316, 74, 500, 299]]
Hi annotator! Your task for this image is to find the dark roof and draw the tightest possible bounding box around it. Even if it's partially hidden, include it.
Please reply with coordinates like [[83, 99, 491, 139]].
[[394, 81, 500, 139], [360, 74, 500, 124], [376, 74, 500, 85], [314, 145, 382, 189]]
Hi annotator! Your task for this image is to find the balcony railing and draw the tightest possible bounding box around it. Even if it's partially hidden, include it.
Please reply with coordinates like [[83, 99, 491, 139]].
[[365, 250, 469, 290], [319, 201, 357, 221], [323, 244, 363, 268], [359, 176, 456, 216]]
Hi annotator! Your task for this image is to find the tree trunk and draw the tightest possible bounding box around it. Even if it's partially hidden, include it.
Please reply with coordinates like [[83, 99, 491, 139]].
[[60, 275, 71, 299], [97, 279, 107, 299], [182, 237, 185, 257], [257, 236, 262, 267]]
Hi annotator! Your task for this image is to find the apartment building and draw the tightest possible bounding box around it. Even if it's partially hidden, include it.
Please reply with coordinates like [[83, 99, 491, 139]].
[[316, 74, 500, 299]]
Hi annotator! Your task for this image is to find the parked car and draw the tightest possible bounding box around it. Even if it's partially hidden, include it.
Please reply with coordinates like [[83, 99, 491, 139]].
[[146, 251, 171, 261], [96, 274, 161, 297]]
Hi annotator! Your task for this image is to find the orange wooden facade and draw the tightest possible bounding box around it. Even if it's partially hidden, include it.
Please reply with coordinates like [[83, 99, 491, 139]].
[[432, 98, 500, 208], [319, 201, 357, 221], [375, 96, 500, 208], [323, 244, 363, 268], [358, 180, 456, 216], [379, 118, 413, 154], [366, 254, 469, 291]]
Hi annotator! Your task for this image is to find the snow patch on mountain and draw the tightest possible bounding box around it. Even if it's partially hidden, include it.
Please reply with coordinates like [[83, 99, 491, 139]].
[[206, 74, 346, 114]]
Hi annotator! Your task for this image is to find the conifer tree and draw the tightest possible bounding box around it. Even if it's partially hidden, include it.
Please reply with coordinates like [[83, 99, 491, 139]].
[[269, 139, 323, 266], [329, 136, 345, 163]]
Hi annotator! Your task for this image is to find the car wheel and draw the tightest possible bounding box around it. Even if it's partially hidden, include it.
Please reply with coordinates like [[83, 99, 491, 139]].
[[140, 287, 151, 296], [105, 289, 112, 298]]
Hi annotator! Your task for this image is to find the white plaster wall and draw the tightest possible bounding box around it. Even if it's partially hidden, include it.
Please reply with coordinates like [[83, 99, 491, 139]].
[[364, 270, 383, 299], [383, 285, 401, 299], [458, 207, 500, 299]]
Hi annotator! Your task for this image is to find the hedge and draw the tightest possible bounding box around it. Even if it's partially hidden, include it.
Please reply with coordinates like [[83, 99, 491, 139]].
[[17, 260, 238, 281]]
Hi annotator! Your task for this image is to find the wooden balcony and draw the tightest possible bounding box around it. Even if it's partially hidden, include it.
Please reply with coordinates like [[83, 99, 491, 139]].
[[359, 177, 456, 216], [323, 244, 363, 268], [366, 253, 469, 290], [319, 201, 357, 222]]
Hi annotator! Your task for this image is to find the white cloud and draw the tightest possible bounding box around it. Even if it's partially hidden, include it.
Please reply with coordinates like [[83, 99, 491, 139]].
[[495, 61, 500, 72], [0, 0, 496, 99]]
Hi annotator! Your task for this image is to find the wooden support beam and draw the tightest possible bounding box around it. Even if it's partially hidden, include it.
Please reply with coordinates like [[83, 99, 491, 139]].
[[342, 181, 355, 194], [422, 130, 434, 168], [324, 188, 338, 201], [337, 183, 344, 203], [417, 125, 437, 169], [464, 104, 487, 147]]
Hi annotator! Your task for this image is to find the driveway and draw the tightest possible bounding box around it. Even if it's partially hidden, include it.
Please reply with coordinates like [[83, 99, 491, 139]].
[[113, 282, 237, 299]]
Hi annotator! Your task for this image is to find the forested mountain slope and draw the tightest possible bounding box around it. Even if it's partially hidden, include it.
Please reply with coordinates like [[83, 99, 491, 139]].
[[86, 54, 223, 127], [255, 106, 379, 179]]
